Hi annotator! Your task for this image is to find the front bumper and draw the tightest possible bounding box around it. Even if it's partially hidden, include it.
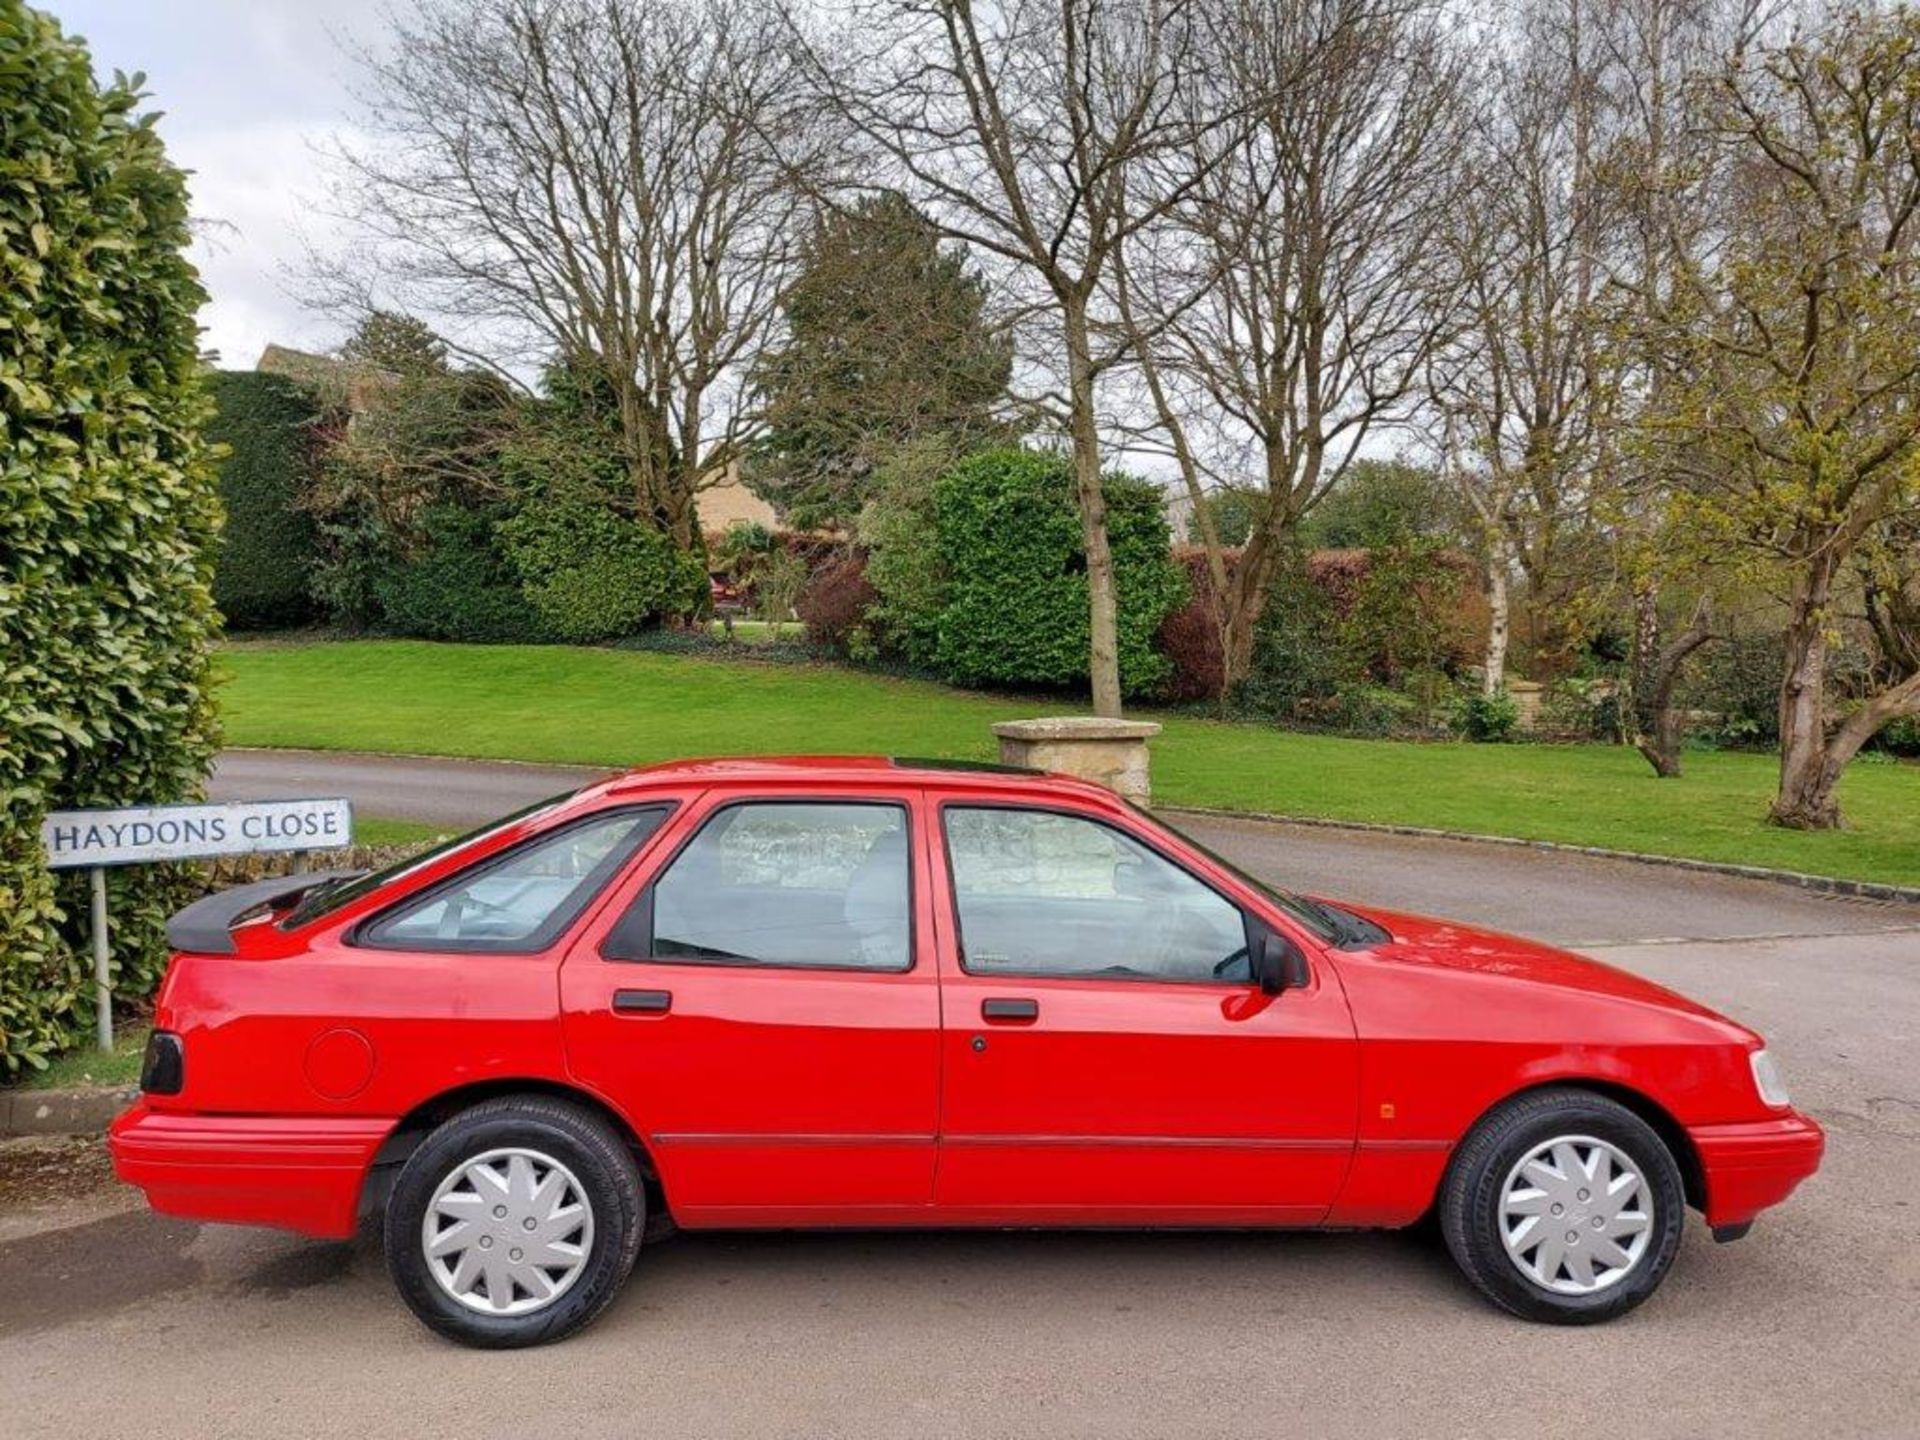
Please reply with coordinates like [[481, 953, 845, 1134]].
[[108, 1101, 392, 1239], [1691, 1112, 1825, 1230]]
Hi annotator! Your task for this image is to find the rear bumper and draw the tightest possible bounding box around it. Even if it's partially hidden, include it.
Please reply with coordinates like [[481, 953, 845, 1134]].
[[108, 1101, 391, 1240], [1691, 1112, 1824, 1230]]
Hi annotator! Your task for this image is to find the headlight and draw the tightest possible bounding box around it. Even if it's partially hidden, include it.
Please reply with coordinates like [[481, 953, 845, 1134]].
[[1750, 1049, 1791, 1109]]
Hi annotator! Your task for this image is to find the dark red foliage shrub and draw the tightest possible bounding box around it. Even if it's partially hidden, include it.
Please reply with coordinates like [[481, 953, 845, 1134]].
[[1156, 548, 1234, 701], [796, 549, 877, 653], [1154, 544, 1487, 701]]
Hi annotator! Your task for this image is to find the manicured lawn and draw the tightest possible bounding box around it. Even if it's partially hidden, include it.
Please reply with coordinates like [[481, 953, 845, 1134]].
[[220, 639, 1920, 886]]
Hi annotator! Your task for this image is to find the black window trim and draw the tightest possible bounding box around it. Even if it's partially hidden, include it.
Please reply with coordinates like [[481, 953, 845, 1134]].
[[935, 799, 1285, 989], [601, 794, 920, 975], [349, 803, 677, 955]]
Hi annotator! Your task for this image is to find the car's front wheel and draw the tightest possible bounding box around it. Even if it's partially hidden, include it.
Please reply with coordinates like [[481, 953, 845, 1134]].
[[384, 1096, 645, 1347], [1439, 1087, 1686, 1323]]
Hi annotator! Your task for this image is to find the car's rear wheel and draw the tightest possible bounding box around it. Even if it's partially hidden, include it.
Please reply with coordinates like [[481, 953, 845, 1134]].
[[1439, 1087, 1685, 1324], [384, 1096, 644, 1348]]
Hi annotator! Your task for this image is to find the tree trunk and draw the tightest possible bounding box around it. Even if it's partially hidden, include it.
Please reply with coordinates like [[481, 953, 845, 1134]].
[[1630, 590, 1714, 779], [1482, 540, 1512, 696], [1771, 564, 1840, 829], [1064, 301, 1123, 718]]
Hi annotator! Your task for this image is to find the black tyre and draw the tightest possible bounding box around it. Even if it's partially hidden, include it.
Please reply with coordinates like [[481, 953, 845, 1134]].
[[1439, 1087, 1685, 1324], [384, 1096, 645, 1348]]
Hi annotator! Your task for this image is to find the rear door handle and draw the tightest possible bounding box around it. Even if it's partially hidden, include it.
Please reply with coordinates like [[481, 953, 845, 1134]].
[[612, 988, 672, 1015], [981, 997, 1039, 1023]]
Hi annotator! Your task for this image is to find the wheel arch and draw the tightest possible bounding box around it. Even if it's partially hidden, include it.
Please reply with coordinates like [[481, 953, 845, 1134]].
[[1459, 1077, 1706, 1211], [359, 1078, 671, 1226]]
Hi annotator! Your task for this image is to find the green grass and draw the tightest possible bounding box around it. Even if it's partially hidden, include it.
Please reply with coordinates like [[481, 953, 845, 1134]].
[[219, 639, 1920, 887], [17, 1025, 148, 1090], [355, 816, 446, 847]]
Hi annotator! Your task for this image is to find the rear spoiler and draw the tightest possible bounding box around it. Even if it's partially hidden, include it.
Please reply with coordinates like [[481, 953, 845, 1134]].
[[165, 869, 365, 955]]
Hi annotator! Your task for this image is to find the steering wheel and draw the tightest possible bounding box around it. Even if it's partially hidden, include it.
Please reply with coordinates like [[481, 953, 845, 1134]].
[[1213, 945, 1251, 980]]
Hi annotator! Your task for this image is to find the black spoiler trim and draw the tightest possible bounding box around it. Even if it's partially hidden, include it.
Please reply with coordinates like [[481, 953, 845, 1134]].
[[165, 869, 366, 955]]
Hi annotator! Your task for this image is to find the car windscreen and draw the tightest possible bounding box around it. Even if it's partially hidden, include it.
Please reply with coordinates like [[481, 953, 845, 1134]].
[[280, 790, 578, 929], [1129, 804, 1353, 944]]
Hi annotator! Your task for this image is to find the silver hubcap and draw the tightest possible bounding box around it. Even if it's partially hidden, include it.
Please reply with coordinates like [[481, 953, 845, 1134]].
[[422, 1147, 595, 1316], [1499, 1134, 1654, 1296]]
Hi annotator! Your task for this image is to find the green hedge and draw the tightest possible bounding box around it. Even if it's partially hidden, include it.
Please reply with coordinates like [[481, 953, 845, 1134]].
[[377, 503, 551, 644], [206, 370, 320, 629], [1, 4, 223, 1075], [932, 450, 1185, 695], [499, 501, 706, 643]]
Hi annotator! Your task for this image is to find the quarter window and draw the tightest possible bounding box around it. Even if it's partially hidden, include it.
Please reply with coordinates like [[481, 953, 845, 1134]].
[[360, 808, 666, 951], [943, 807, 1248, 982], [614, 801, 912, 970]]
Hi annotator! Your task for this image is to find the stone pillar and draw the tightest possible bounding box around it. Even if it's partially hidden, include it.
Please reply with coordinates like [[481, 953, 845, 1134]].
[[1507, 679, 1546, 732], [991, 717, 1163, 804]]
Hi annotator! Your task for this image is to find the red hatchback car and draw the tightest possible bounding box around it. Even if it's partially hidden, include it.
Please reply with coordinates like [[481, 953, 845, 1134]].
[[110, 757, 1822, 1346]]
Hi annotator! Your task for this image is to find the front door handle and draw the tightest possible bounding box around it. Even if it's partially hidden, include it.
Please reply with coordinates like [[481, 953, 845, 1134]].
[[981, 997, 1039, 1023], [612, 988, 672, 1015]]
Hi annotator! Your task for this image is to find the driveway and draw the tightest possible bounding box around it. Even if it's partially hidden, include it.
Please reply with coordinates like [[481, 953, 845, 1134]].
[[3, 748, 1916, 1438]]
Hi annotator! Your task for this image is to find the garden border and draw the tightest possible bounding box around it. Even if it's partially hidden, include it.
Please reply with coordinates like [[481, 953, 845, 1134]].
[[1159, 806, 1920, 906]]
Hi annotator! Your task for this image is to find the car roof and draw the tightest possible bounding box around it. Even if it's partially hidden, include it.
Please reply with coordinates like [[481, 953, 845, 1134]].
[[591, 754, 1131, 810]]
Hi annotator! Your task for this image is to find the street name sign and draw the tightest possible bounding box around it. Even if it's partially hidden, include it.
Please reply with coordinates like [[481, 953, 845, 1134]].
[[40, 797, 354, 1051], [41, 798, 353, 869]]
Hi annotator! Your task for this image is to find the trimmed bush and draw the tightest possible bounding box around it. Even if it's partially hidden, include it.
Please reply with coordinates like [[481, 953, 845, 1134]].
[[932, 450, 1185, 696], [1451, 688, 1520, 743], [205, 370, 321, 628], [1, 7, 223, 1074], [499, 501, 706, 644], [377, 503, 549, 644]]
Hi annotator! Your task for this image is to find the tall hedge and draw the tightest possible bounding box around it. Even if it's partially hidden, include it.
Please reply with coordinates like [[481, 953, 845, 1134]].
[[0, 6, 222, 1074], [933, 450, 1185, 696], [206, 370, 320, 629]]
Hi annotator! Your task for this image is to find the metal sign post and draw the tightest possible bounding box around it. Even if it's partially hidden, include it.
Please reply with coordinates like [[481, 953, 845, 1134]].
[[91, 867, 111, 1053], [42, 798, 354, 1052]]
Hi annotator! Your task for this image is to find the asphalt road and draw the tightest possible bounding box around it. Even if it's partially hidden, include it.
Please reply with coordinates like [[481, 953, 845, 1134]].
[[4, 748, 1918, 1438]]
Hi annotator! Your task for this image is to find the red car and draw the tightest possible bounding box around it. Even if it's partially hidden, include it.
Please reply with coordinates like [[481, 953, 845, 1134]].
[[110, 757, 1823, 1347]]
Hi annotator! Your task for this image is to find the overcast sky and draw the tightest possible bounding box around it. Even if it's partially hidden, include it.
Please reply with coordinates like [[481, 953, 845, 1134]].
[[54, 0, 389, 368]]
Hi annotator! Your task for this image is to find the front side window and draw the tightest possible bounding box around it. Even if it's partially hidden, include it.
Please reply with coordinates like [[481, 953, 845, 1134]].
[[616, 801, 912, 970], [360, 807, 667, 951], [944, 807, 1248, 982]]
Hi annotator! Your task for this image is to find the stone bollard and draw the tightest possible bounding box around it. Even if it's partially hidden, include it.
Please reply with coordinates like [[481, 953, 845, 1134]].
[[991, 717, 1163, 805]]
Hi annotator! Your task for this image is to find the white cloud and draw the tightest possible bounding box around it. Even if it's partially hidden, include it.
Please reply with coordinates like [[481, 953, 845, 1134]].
[[54, 0, 390, 368]]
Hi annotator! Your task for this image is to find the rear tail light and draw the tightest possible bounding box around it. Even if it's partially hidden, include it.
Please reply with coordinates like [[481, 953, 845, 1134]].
[[140, 1030, 184, 1095]]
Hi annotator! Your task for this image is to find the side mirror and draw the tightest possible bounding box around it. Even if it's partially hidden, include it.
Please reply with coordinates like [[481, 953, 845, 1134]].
[[1253, 933, 1311, 996]]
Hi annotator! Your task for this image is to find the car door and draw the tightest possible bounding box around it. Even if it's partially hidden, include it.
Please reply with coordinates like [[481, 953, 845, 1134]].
[[559, 789, 942, 1224], [930, 801, 1359, 1224]]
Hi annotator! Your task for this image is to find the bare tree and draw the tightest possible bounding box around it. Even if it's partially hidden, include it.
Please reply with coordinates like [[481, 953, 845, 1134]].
[[1427, 0, 1619, 696], [1599, 0, 1784, 775], [324, 0, 826, 551], [1115, 0, 1469, 697], [793, 0, 1240, 715]]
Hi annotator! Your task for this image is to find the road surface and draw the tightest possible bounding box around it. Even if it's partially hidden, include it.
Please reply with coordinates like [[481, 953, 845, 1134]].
[[2, 748, 1915, 1438]]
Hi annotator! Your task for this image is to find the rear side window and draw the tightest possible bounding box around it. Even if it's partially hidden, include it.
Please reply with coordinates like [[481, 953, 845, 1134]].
[[358, 807, 669, 952], [604, 801, 912, 971]]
